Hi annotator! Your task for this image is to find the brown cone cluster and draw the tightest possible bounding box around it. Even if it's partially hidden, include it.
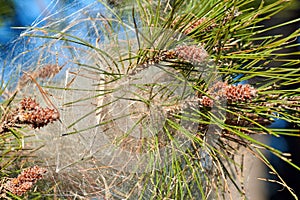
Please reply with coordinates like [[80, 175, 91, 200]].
[[1, 97, 60, 132], [3, 166, 47, 196], [16, 97, 60, 129], [225, 84, 257, 102], [199, 81, 257, 107], [174, 45, 208, 64], [199, 96, 214, 107]]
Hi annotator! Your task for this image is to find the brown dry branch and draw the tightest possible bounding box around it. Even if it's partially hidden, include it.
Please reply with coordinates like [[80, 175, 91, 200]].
[[130, 50, 178, 75], [18, 64, 63, 89], [279, 96, 300, 112], [224, 112, 273, 136], [132, 44, 208, 75], [171, 16, 211, 35], [183, 17, 208, 35], [2, 166, 47, 196], [173, 9, 241, 35]]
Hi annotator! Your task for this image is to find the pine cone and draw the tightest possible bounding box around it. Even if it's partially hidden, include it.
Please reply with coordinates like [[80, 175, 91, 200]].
[[16, 97, 60, 129], [3, 166, 47, 196], [199, 96, 214, 107], [199, 82, 257, 107], [174, 45, 208, 64], [225, 84, 257, 103]]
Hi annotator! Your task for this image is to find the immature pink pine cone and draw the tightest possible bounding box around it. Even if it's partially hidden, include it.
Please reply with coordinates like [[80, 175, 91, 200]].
[[174, 45, 208, 64]]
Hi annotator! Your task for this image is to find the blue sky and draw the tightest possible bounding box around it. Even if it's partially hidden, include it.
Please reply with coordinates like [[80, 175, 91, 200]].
[[0, 0, 106, 44], [0, 0, 51, 44]]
